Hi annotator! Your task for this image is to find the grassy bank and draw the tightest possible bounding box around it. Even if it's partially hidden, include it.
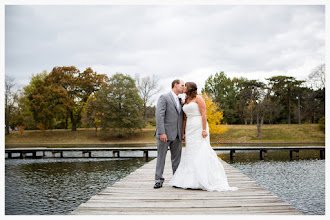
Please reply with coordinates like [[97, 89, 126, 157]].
[[5, 124, 324, 146], [212, 124, 324, 143]]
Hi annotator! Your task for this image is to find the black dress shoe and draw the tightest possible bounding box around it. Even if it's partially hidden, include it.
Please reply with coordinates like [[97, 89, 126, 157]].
[[154, 182, 162, 189]]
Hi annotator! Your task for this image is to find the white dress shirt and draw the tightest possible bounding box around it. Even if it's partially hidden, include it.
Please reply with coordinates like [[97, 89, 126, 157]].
[[171, 91, 181, 113]]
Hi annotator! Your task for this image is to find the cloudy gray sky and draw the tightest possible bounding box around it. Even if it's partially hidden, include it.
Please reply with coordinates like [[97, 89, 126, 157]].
[[5, 5, 325, 103]]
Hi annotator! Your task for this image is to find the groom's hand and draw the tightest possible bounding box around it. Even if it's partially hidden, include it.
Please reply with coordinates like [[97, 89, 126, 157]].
[[160, 134, 167, 142]]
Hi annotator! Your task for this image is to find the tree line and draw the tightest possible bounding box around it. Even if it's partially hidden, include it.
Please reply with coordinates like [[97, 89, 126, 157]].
[[5, 64, 325, 137], [5, 66, 159, 137], [202, 64, 325, 136]]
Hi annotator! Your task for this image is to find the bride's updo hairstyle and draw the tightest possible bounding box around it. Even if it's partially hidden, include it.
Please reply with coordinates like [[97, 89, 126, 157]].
[[185, 82, 198, 100]]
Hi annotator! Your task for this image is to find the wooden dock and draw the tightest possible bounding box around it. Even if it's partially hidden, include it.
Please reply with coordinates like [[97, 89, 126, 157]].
[[5, 145, 325, 161], [70, 151, 302, 215]]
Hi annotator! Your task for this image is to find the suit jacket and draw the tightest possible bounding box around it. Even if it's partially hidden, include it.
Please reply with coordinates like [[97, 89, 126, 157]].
[[155, 92, 184, 141]]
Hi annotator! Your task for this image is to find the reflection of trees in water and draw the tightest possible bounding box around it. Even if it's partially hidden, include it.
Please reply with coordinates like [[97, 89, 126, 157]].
[[5, 158, 148, 214]]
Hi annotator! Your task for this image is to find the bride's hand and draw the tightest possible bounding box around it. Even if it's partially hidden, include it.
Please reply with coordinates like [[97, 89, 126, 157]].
[[182, 134, 185, 142], [202, 131, 208, 138]]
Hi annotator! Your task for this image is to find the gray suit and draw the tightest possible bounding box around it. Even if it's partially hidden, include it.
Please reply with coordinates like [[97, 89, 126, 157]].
[[154, 92, 184, 184]]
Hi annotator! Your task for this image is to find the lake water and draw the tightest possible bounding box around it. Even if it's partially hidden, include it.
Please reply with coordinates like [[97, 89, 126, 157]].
[[5, 148, 325, 215], [5, 157, 151, 215], [217, 150, 325, 215]]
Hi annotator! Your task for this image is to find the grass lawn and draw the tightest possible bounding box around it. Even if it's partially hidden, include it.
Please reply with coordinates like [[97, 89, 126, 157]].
[[5, 128, 156, 144], [212, 124, 325, 143], [5, 124, 324, 146]]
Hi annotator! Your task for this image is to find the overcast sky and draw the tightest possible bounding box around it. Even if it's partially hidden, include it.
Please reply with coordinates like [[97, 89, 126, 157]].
[[5, 5, 325, 103]]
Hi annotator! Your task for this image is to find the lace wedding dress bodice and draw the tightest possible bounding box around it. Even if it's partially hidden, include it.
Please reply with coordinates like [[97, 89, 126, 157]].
[[183, 102, 201, 117], [183, 102, 209, 150], [169, 102, 238, 192]]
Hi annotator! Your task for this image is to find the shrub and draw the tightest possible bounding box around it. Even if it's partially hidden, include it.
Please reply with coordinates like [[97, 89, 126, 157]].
[[318, 116, 325, 133]]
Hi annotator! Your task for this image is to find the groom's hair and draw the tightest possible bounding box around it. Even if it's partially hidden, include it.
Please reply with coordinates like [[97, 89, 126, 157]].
[[172, 79, 181, 88]]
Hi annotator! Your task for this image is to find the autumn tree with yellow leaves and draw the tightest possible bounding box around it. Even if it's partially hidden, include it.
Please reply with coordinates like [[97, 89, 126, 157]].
[[202, 92, 227, 135]]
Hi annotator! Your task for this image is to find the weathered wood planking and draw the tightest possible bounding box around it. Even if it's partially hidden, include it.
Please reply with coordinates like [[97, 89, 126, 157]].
[[70, 151, 302, 215]]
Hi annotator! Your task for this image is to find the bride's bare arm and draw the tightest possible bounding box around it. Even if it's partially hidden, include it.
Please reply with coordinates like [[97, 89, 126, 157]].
[[196, 95, 208, 138]]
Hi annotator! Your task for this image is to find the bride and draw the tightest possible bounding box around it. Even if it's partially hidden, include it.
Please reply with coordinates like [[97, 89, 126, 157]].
[[169, 82, 238, 192]]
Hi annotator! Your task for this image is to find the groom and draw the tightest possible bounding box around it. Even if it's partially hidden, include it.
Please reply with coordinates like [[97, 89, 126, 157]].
[[154, 79, 185, 189]]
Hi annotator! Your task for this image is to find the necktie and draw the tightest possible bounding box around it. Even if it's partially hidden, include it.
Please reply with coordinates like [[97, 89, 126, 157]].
[[176, 97, 181, 113]]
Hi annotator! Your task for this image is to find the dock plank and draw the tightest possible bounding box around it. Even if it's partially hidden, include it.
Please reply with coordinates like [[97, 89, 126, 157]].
[[70, 151, 302, 215]]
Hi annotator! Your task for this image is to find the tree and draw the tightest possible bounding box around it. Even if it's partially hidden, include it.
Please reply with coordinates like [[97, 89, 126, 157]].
[[202, 92, 227, 135], [45, 66, 79, 130], [255, 87, 271, 137], [95, 73, 144, 137], [81, 94, 102, 136], [135, 74, 162, 120], [299, 87, 324, 123], [203, 72, 239, 124], [27, 74, 72, 129], [314, 87, 325, 121], [266, 76, 304, 124], [236, 79, 266, 125], [235, 78, 250, 124], [46, 66, 107, 131], [18, 71, 48, 130], [265, 94, 281, 124], [10, 93, 36, 130], [5, 76, 19, 135], [307, 63, 325, 90], [304, 64, 325, 123]]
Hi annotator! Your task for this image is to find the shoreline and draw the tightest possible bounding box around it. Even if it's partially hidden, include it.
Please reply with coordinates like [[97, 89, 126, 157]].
[[5, 124, 325, 146]]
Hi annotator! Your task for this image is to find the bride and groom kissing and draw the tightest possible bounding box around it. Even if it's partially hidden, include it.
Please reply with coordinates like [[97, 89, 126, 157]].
[[154, 79, 238, 192]]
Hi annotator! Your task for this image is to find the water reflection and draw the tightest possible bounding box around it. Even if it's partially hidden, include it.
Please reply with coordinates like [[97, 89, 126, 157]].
[[5, 158, 150, 215], [5, 149, 325, 215], [217, 150, 325, 215]]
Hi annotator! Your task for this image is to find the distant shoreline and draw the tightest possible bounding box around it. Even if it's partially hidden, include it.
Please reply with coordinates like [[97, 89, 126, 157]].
[[5, 124, 325, 147]]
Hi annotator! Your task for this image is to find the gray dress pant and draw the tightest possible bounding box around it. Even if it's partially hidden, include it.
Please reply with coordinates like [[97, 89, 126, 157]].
[[155, 137, 182, 184]]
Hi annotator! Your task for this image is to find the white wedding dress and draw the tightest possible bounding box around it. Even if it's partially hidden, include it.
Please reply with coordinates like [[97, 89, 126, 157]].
[[169, 102, 238, 192]]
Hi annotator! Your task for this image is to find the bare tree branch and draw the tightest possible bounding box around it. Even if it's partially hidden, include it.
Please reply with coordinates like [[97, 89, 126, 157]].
[[135, 74, 162, 118], [307, 63, 325, 90]]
